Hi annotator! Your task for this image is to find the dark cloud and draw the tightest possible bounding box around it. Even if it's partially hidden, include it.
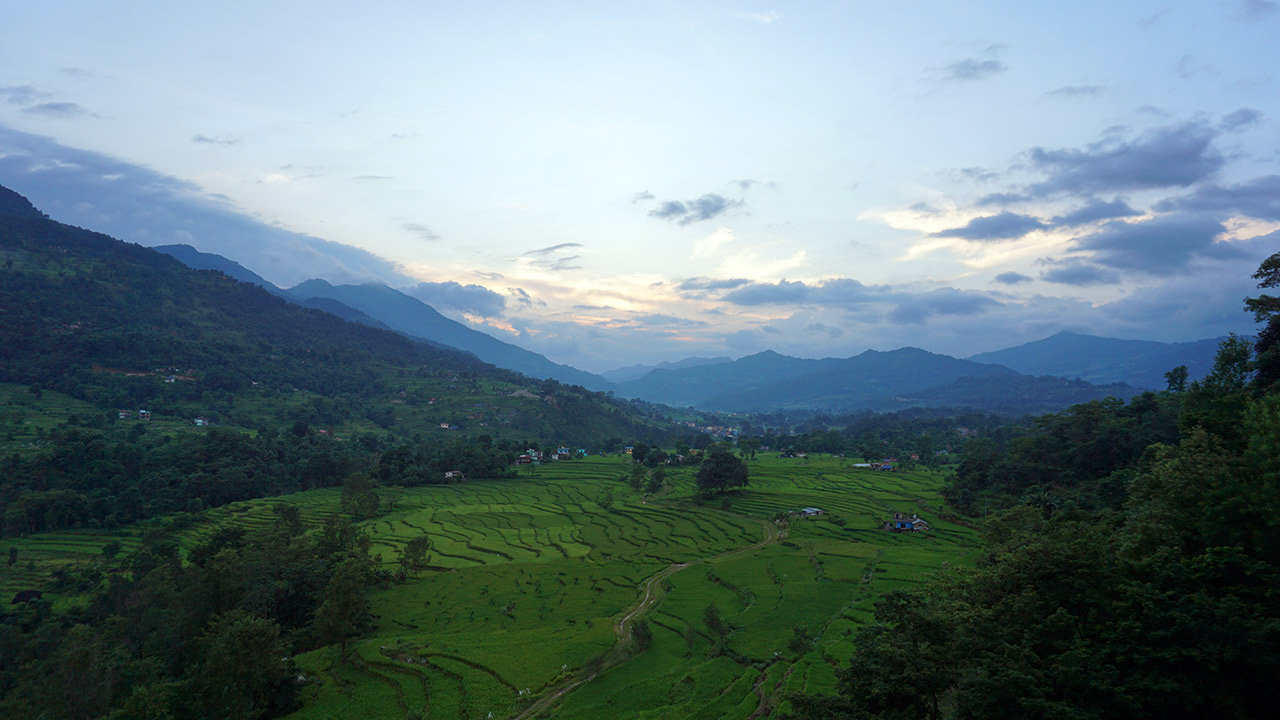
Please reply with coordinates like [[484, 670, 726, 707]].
[[1039, 258, 1122, 286], [631, 190, 654, 203], [1027, 122, 1223, 196], [0, 85, 48, 105], [677, 276, 752, 293], [402, 223, 440, 242], [933, 212, 1048, 241], [22, 101, 94, 118], [1154, 175, 1280, 220], [0, 126, 413, 287], [1051, 199, 1142, 227], [956, 167, 999, 182], [975, 192, 1031, 207], [805, 322, 843, 339], [402, 281, 505, 317], [507, 287, 544, 309], [192, 134, 241, 146], [524, 242, 583, 256], [648, 193, 743, 225], [993, 271, 1033, 285], [722, 279, 829, 306], [889, 288, 1002, 325], [944, 57, 1006, 82], [1043, 85, 1104, 99], [1075, 215, 1233, 273], [1220, 108, 1262, 131]]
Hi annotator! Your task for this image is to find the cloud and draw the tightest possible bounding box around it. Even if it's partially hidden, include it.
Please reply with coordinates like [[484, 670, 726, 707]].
[[648, 193, 743, 225], [943, 57, 1005, 82], [805, 322, 843, 339], [22, 102, 94, 118], [1074, 214, 1233, 273], [888, 288, 1003, 324], [993, 271, 1033, 285], [1154, 175, 1280, 220], [0, 85, 49, 105], [1051, 199, 1142, 227], [1043, 85, 1104, 99], [508, 287, 544, 309], [691, 226, 735, 259], [676, 276, 752, 294], [403, 281, 506, 317], [402, 223, 440, 242], [630, 313, 707, 327], [0, 126, 414, 287], [1038, 258, 1122, 286], [524, 242, 583, 256], [975, 192, 1031, 207], [1234, 0, 1277, 20], [631, 190, 655, 203], [1220, 108, 1262, 131], [192, 134, 241, 146], [1027, 122, 1224, 196], [933, 212, 1048, 241]]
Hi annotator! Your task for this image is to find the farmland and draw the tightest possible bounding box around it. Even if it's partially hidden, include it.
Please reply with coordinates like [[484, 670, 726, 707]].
[[3, 453, 977, 719]]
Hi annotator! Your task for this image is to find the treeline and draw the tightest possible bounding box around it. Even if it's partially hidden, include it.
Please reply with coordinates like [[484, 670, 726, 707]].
[[0, 423, 515, 537], [786, 259, 1280, 718], [0, 508, 377, 719]]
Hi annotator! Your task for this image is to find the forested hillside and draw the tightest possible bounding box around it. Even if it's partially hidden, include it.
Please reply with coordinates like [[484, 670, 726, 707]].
[[786, 258, 1280, 719]]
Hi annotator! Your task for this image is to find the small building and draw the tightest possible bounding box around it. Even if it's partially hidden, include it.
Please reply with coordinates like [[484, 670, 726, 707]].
[[883, 512, 929, 532], [193, 417, 207, 427], [444, 470, 465, 481], [798, 507, 825, 517], [138, 409, 151, 420], [118, 410, 130, 419], [852, 463, 872, 468]]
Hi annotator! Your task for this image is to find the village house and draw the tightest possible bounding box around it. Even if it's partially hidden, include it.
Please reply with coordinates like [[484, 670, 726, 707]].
[[138, 409, 151, 420], [796, 507, 825, 517], [193, 417, 207, 427], [883, 512, 929, 532], [444, 470, 465, 481]]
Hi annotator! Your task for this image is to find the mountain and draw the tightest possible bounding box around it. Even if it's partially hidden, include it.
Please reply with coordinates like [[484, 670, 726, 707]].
[[698, 347, 1022, 412], [968, 331, 1226, 389], [154, 243, 279, 290], [616, 350, 820, 406], [601, 356, 732, 384], [286, 279, 612, 391], [615, 346, 1138, 414]]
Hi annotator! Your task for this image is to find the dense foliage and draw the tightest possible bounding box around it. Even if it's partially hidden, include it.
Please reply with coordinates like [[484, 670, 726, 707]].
[[787, 253, 1280, 719], [0, 510, 376, 720]]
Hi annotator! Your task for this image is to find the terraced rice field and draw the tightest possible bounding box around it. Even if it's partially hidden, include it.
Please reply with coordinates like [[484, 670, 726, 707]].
[[3, 453, 980, 719]]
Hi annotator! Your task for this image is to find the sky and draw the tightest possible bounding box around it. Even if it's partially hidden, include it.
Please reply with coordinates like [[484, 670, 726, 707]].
[[2, 1, 1278, 374]]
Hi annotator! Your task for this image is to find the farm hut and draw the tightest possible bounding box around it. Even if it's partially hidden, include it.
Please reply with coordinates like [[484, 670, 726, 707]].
[[852, 463, 872, 468], [798, 507, 825, 517], [11, 590, 43, 604], [882, 512, 929, 531], [444, 470, 465, 481], [138, 409, 151, 420]]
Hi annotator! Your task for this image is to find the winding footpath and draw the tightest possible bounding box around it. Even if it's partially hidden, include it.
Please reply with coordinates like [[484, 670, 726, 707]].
[[512, 513, 780, 720]]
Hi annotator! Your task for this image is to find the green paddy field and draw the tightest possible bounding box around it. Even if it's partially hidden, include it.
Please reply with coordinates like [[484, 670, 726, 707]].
[[3, 453, 979, 719]]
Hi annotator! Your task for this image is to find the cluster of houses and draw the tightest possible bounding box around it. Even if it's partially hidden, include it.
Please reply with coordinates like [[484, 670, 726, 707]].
[[852, 459, 897, 471], [515, 447, 585, 465], [116, 409, 210, 426]]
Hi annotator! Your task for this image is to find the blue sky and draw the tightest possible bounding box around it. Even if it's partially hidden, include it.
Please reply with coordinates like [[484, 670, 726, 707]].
[[2, 1, 1278, 372]]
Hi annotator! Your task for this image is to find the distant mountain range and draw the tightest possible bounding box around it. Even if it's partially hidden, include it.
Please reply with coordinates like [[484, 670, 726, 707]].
[[968, 331, 1226, 390], [146, 207, 1229, 416], [600, 356, 731, 384]]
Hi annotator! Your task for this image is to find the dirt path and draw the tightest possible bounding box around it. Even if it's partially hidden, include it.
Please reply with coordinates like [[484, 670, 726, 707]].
[[512, 514, 779, 720]]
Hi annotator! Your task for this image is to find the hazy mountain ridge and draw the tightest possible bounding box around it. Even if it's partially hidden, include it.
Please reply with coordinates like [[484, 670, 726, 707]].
[[601, 356, 733, 384], [968, 331, 1229, 389], [285, 279, 613, 391]]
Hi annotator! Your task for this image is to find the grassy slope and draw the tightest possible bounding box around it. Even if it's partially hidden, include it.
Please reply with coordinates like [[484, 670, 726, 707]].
[[4, 454, 978, 720]]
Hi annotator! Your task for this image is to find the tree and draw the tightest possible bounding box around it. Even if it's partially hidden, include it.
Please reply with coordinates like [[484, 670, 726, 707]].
[[400, 536, 432, 576], [1165, 365, 1189, 392], [696, 444, 749, 495], [630, 442, 649, 465], [1246, 251, 1280, 391], [314, 558, 371, 656], [191, 610, 297, 720], [739, 437, 761, 460], [339, 474, 381, 519]]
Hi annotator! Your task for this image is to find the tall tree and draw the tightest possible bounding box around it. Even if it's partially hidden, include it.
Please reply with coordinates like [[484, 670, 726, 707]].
[[696, 443, 749, 495]]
